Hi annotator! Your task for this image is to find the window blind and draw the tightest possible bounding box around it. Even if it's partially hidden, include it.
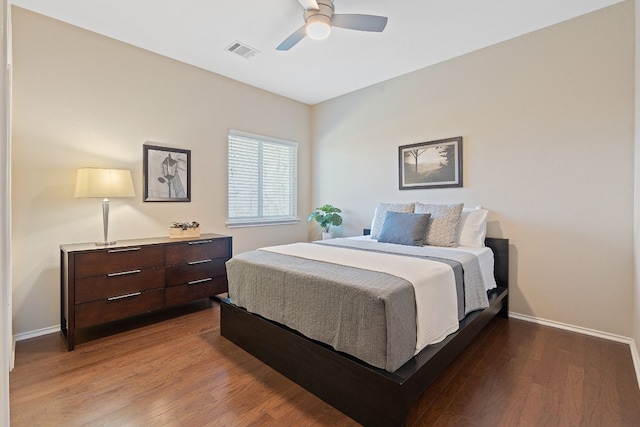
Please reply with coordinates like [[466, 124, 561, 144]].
[[227, 130, 298, 227]]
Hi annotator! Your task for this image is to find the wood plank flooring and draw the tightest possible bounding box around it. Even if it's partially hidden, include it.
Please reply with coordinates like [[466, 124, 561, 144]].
[[10, 299, 640, 426]]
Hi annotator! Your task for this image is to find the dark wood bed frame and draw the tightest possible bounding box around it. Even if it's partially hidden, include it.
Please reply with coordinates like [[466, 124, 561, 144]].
[[220, 237, 509, 426]]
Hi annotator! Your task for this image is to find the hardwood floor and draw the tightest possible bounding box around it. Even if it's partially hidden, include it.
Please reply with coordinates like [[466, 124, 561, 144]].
[[10, 300, 640, 426]]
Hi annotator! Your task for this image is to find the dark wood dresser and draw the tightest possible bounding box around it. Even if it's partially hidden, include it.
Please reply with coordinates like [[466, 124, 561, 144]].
[[60, 233, 232, 350]]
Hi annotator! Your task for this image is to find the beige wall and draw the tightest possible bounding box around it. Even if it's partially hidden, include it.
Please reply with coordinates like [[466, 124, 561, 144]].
[[9, 2, 639, 343], [10, 7, 311, 335], [1, 0, 11, 423], [634, 0, 640, 371], [312, 3, 635, 336]]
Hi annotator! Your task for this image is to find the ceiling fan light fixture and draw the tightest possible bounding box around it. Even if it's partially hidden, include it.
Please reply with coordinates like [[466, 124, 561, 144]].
[[306, 14, 331, 40], [277, 0, 386, 51]]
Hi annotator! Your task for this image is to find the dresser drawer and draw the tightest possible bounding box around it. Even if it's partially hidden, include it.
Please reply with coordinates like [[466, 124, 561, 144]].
[[165, 258, 227, 287], [75, 267, 165, 304], [75, 245, 165, 278], [166, 239, 230, 265], [165, 276, 227, 307], [75, 288, 165, 328]]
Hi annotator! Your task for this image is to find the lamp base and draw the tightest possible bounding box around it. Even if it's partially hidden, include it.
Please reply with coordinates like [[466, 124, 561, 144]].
[[95, 241, 116, 246]]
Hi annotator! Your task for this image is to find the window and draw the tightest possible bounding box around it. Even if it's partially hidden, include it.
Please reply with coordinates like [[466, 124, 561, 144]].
[[227, 130, 298, 227]]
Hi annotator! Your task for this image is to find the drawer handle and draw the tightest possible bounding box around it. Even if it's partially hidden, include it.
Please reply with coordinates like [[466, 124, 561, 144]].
[[108, 269, 141, 277], [188, 259, 212, 265], [108, 247, 141, 253], [188, 240, 213, 245], [108, 291, 142, 301], [188, 277, 213, 285]]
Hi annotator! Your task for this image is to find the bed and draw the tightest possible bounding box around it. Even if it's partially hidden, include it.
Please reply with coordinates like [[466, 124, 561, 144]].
[[220, 204, 509, 426]]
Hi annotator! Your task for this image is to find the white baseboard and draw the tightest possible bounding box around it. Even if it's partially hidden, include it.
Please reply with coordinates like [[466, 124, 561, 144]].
[[9, 338, 14, 371], [631, 339, 640, 391], [509, 312, 633, 344], [510, 312, 640, 390], [13, 325, 59, 342]]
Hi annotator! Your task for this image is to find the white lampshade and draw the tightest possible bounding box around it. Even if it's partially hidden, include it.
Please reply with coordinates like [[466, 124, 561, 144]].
[[306, 14, 331, 40], [74, 168, 135, 198], [74, 168, 135, 245]]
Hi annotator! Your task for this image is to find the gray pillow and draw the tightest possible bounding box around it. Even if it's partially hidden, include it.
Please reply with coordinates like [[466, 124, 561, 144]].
[[377, 211, 431, 246], [414, 202, 464, 247]]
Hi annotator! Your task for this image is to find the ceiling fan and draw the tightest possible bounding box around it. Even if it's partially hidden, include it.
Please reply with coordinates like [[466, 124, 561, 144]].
[[276, 0, 388, 51]]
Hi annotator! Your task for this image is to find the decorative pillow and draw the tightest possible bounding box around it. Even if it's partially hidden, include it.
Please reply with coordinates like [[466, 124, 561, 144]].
[[378, 212, 431, 246], [370, 202, 415, 239], [458, 207, 489, 247], [414, 202, 464, 247]]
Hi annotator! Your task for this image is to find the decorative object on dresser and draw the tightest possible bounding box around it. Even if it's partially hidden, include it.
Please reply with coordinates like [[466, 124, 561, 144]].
[[143, 143, 191, 202], [169, 221, 201, 238], [74, 168, 136, 246], [60, 233, 231, 350], [398, 136, 463, 190], [308, 204, 342, 239]]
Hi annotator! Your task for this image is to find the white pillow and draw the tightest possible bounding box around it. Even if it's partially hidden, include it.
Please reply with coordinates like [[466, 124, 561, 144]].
[[370, 202, 415, 239], [457, 206, 489, 247]]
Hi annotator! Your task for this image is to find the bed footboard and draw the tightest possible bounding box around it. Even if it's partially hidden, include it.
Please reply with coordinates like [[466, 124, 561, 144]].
[[220, 237, 509, 426]]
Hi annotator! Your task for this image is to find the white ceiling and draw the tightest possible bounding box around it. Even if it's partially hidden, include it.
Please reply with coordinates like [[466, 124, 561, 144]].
[[10, 0, 624, 105]]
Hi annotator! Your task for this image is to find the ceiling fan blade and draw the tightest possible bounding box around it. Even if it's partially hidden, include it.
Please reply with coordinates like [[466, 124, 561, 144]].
[[276, 26, 307, 51], [297, 0, 319, 11], [332, 14, 388, 32]]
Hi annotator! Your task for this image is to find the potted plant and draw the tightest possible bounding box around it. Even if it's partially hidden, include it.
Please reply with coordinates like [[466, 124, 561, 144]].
[[169, 221, 200, 238], [308, 204, 342, 239]]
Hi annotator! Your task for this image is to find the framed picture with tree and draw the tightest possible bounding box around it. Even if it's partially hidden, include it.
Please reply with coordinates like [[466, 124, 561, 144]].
[[398, 137, 462, 190]]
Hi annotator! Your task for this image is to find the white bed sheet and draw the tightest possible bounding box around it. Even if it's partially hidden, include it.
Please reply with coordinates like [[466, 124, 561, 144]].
[[347, 235, 498, 291]]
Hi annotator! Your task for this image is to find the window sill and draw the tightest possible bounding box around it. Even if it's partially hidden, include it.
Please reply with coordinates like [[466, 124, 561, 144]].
[[226, 218, 300, 228]]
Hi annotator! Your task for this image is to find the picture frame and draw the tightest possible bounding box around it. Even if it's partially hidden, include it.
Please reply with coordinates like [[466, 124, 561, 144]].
[[143, 143, 191, 202], [398, 137, 463, 190]]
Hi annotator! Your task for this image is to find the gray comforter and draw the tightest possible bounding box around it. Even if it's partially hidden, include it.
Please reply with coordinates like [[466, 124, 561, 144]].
[[225, 238, 488, 372]]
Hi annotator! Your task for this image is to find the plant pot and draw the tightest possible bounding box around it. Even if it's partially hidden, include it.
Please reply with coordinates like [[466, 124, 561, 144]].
[[169, 227, 201, 238], [322, 232, 332, 240]]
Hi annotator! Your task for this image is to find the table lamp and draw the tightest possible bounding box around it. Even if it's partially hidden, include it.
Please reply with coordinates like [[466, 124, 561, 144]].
[[74, 168, 135, 245]]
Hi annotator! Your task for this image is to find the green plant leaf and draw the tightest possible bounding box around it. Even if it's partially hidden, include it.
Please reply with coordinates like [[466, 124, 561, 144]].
[[308, 204, 342, 232]]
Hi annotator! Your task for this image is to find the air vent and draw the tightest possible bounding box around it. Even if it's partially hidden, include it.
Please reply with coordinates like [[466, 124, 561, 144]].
[[226, 41, 259, 59]]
